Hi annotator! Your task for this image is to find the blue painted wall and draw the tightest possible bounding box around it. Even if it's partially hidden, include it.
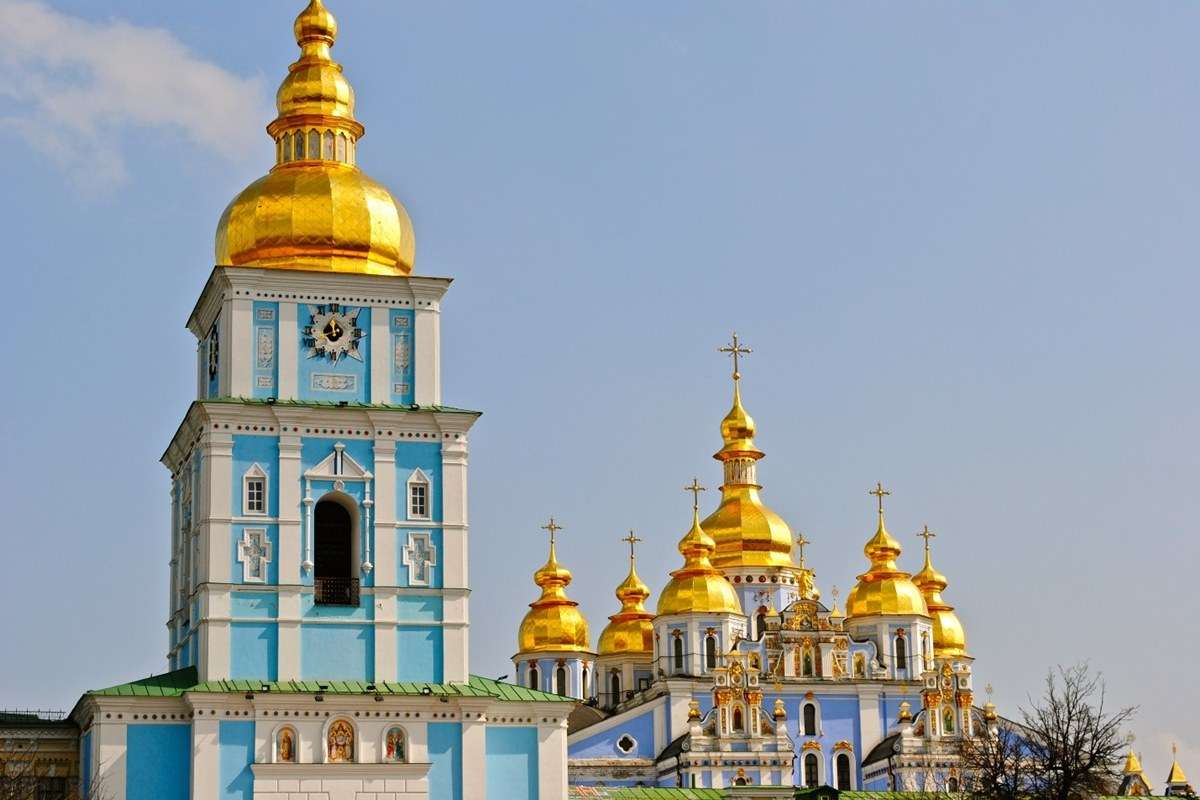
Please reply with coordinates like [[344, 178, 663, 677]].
[[206, 321, 220, 399], [569, 708, 656, 759], [298, 305, 371, 403], [301, 624, 374, 680], [389, 309, 415, 405], [231, 592, 278, 619], [81, 731, 91, 795], [126, 724, 190, 800], [485, 727, 538, 800], [251, 302, 279, 399], [397, 595, 442, 622], [395, 626, 444, 683], [230, 623, 278, 680], [219, 721, 255, 800], [428, 723, 463, 800]]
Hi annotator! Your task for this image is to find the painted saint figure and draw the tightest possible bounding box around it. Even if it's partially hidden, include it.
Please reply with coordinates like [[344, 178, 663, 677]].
[[385, 727, 405, 763]]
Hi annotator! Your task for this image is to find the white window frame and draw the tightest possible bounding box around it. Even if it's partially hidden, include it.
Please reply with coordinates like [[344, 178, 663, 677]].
[[243, 464, 268, 516], [406, 468, 432, 521]]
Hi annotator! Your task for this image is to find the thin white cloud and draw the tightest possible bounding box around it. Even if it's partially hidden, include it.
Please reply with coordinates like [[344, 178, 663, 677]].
[[0, 1, 267, 189]]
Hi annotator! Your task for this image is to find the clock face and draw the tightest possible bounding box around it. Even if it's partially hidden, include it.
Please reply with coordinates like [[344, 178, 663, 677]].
[[303, 304, 365, 363]]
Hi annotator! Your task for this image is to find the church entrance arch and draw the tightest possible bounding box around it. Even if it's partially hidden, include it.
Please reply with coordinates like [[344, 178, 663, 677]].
[[314, 494, 358, 605]]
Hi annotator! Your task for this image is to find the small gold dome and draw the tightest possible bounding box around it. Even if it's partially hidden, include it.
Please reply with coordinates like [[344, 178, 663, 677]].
[[845, 504, 929, 619], [598, 557, 654, 657], [215, 0, 415, 276], [913, 534, 968, 657], [517, 539, 591, 654], [657, 506, 742, 617], [718, 382, 757, 456]]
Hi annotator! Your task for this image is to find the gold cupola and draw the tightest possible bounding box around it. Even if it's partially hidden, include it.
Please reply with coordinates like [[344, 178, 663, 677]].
[[702, 334, 798, 571], [215, 0, 415, 275], [1166, 744, 1190, 787], [657, 481, 743, 616], [517, 519, 592, 654], [912, 526, 967, 657], [845, 484, 929, 618], [597, 533, 655, 656]]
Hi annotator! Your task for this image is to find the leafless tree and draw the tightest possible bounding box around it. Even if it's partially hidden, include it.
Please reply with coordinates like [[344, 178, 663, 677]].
[[963, 663, 1135, 800]]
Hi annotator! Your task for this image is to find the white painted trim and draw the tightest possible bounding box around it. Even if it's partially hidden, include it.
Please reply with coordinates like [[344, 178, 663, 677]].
[[242, 463, 268, 516], [404, 468, 432, 521]]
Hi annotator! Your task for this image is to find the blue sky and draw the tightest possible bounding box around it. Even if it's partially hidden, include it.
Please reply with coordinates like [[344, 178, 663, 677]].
[[0, 0, 1196, 780]]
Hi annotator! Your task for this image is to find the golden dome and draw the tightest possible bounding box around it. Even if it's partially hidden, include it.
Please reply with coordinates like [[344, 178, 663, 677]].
[[912, 529, 967, 657], [215, 0, 415, 276], [705, 369, 798, 571], [1124, 749, 1146, 777], [1167, 745, 1189, 785], [845, 489, 929, 619], [658, 498, 742, 617], [517, 528, 591, 654], [598, 542, 655, 657]]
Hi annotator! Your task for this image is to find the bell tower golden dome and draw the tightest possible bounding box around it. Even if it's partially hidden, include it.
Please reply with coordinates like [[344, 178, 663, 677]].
[[912, 526, 968, 657], [845, 483, 929, 618], [215, 0, 415, 275]]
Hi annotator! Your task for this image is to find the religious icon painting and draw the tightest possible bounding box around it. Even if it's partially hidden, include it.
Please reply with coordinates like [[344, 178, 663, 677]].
[[384, 727, 406, 763], [276, 728, 296, 763], [327, 719, 354, 763]]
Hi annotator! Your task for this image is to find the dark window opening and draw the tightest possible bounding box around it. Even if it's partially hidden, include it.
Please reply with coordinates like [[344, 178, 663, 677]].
[[805, 753, 819, 788], [610, 673, 621, 704], [705, 635, 718, 669], [314, 499, 357, 605], [803, 703, 817, 736], [555, 666, 568, 696], [895, 635, 908, 672], [673, 636, 684, 671], [837, 753, 852, 789], [528, 665, 539, 690]]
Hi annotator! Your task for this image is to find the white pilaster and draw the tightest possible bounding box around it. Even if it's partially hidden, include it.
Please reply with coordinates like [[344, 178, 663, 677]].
[[201, 432, 234, 586], [277, 435, 302, 585], [370, 305, 390, 404], [441, 437, 469, 683], [277, 302, 298, 400], [229, 296, 253, 397], [537, 718, 568, 800], [858, 685, 883, 758], [277, 589, 301, 681], [192, 716, 219, 800], [371, 439, 397, 586], [413, 307, 440, 406], [95, 719, 127, 800], [460, 705, 488, 800]]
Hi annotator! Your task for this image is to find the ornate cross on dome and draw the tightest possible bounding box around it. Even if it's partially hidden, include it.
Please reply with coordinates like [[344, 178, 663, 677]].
[[622, 530, 642, 560], [794, 533, 811, 567], [719, 332, 752, 380], [541, 516, 563, 547], [684, 478, 706, 511], [870, 481, 891, 514], [918, 525, 936, 552]]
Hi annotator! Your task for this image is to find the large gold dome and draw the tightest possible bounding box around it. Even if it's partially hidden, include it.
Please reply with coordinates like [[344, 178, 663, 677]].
[[913, 536, 967, 657], [214, 0, 415, 276], [597, 557, 654, 657], [517, 537, 592, 655], [845, 503, 929, 619], [657, 505, 742, 617]]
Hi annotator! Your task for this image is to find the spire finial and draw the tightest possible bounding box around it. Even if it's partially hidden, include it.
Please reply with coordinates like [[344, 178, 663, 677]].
[[870, 481, 891, 517], [622, 530, 642, 562], [794, 532, 811, 568], [684, 478, 707, 512], [918, 525, 936, 553], [719, 332, 752, 381], [541, 516, 562, 549]]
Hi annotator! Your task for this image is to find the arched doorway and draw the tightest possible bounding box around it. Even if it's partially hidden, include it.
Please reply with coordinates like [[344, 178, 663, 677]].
[[314, 497, 356, 605]]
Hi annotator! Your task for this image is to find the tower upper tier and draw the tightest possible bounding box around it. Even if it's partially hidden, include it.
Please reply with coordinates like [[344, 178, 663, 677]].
[[215, 0, 415, 275]]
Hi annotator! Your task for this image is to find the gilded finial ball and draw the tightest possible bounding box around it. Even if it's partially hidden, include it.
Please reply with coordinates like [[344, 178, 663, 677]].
[[773, 698, 787, 720], [688, 700, 702, 721], [898, 700, 913, 722]]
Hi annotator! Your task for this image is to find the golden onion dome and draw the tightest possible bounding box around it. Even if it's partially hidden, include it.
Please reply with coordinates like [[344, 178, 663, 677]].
[[598, 545, 655, 657], [1124, 750, 1147, 778], [517, 533, 592, 654], [1167, 745, 1189, 785], [705, 374, 798, 571], [657, 501, 742, 617], [845, 491, 929, 619], [215, 0, 415, 276], [912, 530, 967, 657]]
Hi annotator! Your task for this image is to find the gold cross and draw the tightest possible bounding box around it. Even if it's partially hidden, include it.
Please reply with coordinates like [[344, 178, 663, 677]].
[[622, 530, 642, 560], [869, 482, 891, 514], [794, 533, 811, 566], [917, 525, 936, 553], [684, 477, 707, 511], [719, 332, 752, 380], [541, 516, 563, 547]]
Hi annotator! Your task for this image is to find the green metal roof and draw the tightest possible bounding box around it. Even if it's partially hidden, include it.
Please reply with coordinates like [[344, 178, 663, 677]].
[[89, 668, 571, 704], [202, 397, 481, 415], [568, 790, 724, 799]]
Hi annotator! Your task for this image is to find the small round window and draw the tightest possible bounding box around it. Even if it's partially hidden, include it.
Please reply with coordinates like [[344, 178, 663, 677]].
[[616, 734, 637, 754]]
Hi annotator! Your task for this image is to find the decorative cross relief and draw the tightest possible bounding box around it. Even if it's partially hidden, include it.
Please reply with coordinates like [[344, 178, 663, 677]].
[[238, 529, 272, 582], [402, 532, 437, 586]]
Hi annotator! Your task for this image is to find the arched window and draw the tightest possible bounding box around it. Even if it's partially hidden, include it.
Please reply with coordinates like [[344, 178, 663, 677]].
[[732, 706, 745, 733], [326, 719, 354, 763], [948, 776, 960, 792], [275, 727, 296, 763], [336, 132, 347, 162], [804, 753, 819, 788], [704, 634, 718, 670], [672, 635, 684, 671], [756, 610, 767, 639], [836, 753, 852, 789], [803, 703, 817, 736], [314, 498, 355, 605], [581, 667, 589, 699], [555, 665, 568, 696], [308, 130, 321, 161], [293, 130, 305, 160], [528, 664, 539, 690], [894, 634, 907, 672], [383, 727, 406, 763], [609, 672, 620, 704], [323, 130, 335, 160]]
